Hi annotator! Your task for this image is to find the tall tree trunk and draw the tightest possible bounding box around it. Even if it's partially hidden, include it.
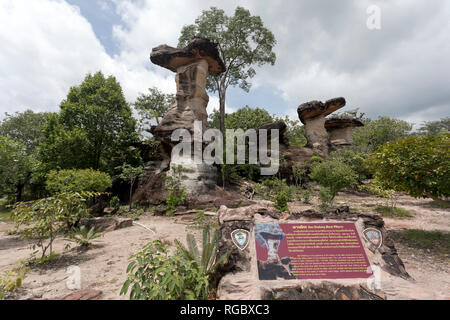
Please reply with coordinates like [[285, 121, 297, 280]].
[[219, 89, 226, 190], [16, 184, 24, 203]]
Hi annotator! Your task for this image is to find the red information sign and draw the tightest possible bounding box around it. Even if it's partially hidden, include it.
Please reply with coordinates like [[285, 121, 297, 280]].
[[255, 223, 373, 280]]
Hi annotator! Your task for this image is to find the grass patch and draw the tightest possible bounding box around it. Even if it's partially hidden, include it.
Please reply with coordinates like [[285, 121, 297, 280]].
[[374, 205, 415, 219], [390, 229, 450, 251]]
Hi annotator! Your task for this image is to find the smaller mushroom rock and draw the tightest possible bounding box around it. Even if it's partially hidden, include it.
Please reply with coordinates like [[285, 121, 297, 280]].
[[297, 97, 346, 154], [325, 116, 364, 149]]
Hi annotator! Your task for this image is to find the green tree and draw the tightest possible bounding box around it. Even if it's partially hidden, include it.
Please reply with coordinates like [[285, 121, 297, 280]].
[[117, 164, 144, 210], [0, 136, 36, 202], [418, 117, 450, 135], [179, 6, 276, 136], [0, 110, 49, 154], [353, 116, 412, 153], [365, 132, 450, 206], [40, 72, 141, 175], [209, 105, 274, 131], [134, 87, 175, 133], [46, 169, 111, 195]]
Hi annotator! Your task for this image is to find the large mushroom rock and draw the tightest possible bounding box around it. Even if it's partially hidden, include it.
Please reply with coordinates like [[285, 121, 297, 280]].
[[149, 38, 226, 195], [297, 97, 346, 155], [325, 116, 364, 150]]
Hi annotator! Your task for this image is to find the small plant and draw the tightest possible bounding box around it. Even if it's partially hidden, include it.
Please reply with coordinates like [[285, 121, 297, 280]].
[[65, 225, 104, 249], [109, 196, 120, 209], [120, 240, 211, 300], [0, 266, 27, 299], [188, 211, 218, 231], [175, 226, 228, 276], [164, 165, 188, 213], [292, 166, 307, 187], [274, 191, 289, 212], [318, 187, 334, 211], [300, 186, 313, 204]]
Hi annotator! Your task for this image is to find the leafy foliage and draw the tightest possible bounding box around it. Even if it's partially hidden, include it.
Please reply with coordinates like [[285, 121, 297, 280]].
[[365, 132, 450, 204], [120, 240, 211, 300], [11, 192, 95, 258], [175, 226, 228, 276], [179, 6, 276, 134], [164, 165, 187, 214], [0, 110, 49, 154], [116, 164, 144, 210], [418, 117, 450, 135], [134, 87, 175, 132], [0, 136, 37, 202], [46, 169, 111, 194], [0, 266, 27, 299], [329, 149, 370, 183], [39, 71, 141, 175], [353, 116, 412, 153], [309, 158, 358, 204]]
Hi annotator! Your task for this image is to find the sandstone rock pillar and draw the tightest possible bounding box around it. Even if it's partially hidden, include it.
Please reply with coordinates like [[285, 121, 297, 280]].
[[150, 38, 226, 194]]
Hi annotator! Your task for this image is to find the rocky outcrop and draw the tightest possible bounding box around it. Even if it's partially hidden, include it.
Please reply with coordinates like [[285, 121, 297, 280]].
[[80, 217, 133, 232], [297, 97, 346, 155], [325, 116, 364, 150], [150, 38, 225, 195]]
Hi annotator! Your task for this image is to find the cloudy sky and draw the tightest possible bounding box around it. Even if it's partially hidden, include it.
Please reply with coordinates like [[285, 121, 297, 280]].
[[0, 0, 449, 128]]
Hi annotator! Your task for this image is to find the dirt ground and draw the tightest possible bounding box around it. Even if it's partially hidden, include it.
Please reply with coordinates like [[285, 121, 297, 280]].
[[0, 193, 448, 300]]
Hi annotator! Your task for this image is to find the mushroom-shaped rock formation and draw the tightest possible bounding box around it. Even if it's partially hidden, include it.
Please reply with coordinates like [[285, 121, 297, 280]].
[[325, 116, 364, 150], [150, 37, 226, 194], [297, 97, 346, 154]]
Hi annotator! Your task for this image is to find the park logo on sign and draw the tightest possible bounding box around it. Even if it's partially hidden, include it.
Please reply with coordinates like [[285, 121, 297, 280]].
[[231, 229, 250, 251], [363, 228, 383, 249]]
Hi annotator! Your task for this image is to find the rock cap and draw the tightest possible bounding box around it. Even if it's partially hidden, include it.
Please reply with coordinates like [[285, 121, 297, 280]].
[[325, 116, 364, 129], [150, 37, 226, 75], [297, 97, 346, 124]]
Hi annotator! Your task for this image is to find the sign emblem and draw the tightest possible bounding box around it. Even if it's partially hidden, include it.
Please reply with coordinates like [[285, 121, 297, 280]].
[[363, 228, 383, 249], [231, 229, 250, 251]]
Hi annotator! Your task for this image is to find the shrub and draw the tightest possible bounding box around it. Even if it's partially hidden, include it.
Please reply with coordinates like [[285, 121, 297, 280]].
[[309, 158, 358, 204], [274, 191, 289, 212], [0, 266, 27, 299], [11, 192, 96, 258], [165, 165, 187, 214], [374, 205, 415, 219], [365, 132, 450, 206], [329, 149, 370, 183], [46, 169, 111, 194], [121, 240, 210, 300], [318, 187, 334, 211]]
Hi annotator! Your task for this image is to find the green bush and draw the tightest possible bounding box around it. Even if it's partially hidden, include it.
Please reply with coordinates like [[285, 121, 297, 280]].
[[309, 158, 358, 205], [274, 191, 289, 212], [11, 192, 96, 258], [46, 169, 111, 194], [330, 149, 370, 183], [365, 132, 450, 205], [121, 240, 211, 300]]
